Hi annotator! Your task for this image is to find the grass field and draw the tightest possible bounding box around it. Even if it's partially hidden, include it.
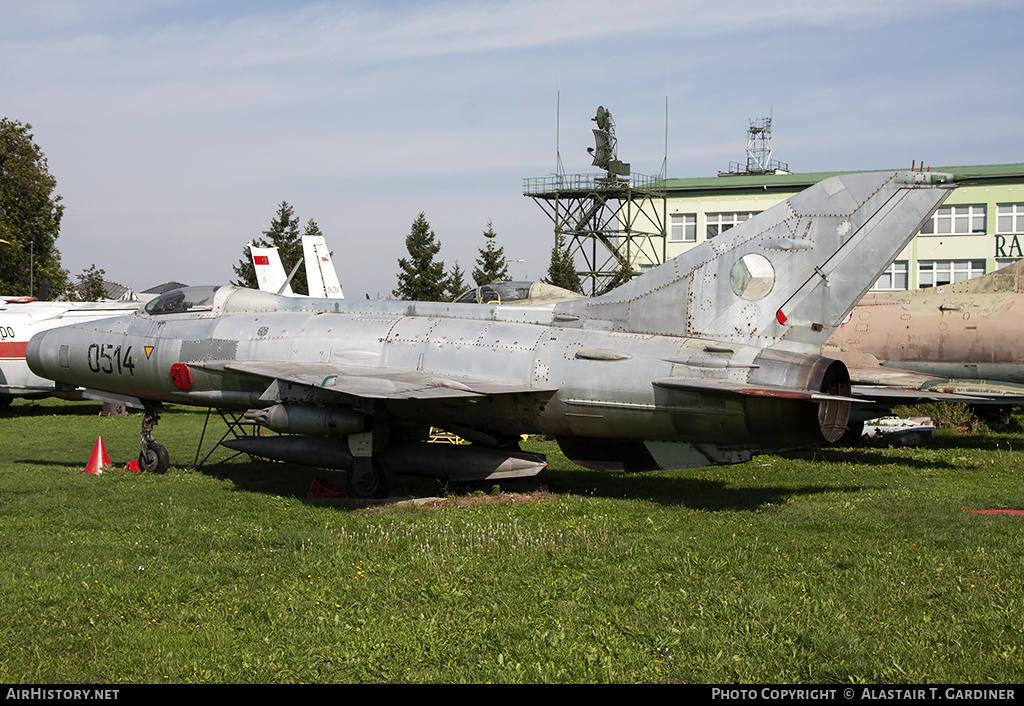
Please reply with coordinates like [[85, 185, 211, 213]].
[[0, 398, 1022, 684]]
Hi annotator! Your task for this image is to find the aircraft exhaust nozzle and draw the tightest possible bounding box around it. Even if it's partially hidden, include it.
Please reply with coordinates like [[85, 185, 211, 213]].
[[249, 404, 373, 436], [747, 349, 852, 445], [815, 358, 851, 443]]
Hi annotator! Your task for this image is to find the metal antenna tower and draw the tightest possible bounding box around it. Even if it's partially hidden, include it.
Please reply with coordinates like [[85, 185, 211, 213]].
[[747, 117, 773, 172], [525, 106, 667, 295], [724, 116, 788, 175]]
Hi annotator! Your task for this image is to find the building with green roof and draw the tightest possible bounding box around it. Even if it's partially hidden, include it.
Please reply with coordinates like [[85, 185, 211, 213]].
[[656, 164, 1024, 290]]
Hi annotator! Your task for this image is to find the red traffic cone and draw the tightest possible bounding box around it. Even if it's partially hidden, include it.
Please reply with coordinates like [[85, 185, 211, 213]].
[[79, 436, 112, 474], [307, 477, 346, 499]]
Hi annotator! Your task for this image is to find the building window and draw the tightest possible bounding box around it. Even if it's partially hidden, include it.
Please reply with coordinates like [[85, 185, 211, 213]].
[[871, 261, 908, 291], [706, 211, 757, 239], [919, 204, 986, 235], [917, 259, 986, 288], [997, 203, 1024, 234], [669, 213, 697, 242]]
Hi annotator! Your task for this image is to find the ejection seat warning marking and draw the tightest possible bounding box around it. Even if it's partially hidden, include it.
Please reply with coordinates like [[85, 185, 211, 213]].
[[145, 346, 155, 359]]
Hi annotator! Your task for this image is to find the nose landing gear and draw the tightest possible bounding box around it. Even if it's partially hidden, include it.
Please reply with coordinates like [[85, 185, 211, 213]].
[[138, 401, 170, 474]]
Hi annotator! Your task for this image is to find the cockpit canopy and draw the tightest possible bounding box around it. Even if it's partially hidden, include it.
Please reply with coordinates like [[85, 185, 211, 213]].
[[454, 281, 583, 305], [144, 285, 282, 316], [144, 286, 221, 315]]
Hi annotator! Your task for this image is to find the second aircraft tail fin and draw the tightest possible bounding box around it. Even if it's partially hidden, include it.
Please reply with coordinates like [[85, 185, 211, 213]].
[[303, 235, 344, 299]]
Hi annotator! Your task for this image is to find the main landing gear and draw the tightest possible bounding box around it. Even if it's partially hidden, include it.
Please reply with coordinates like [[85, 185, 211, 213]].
[[347, 455, 392, 500], [138, 401, 170, 474], [334, 429, 392, 499]]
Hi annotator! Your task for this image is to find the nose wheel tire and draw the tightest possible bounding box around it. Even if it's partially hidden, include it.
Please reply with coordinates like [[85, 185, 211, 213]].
[[139, 441, 170, 474]]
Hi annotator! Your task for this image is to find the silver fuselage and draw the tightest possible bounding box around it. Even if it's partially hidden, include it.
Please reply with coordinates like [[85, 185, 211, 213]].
[[27, 290, 840, 460]]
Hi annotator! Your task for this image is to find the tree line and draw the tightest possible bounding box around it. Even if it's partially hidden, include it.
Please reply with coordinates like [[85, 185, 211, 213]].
[[0, 118, 151, 301], [1, 118, 73, 299], [392, 211, 581, 302], [231, 205, 582, 302]]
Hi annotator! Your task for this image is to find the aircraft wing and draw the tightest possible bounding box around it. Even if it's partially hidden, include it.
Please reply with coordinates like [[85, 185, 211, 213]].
[[836, 352, 1024, 404], [221, 361, 555, 401], [653, 364, 1024, 408], [845, 364, 981, 400], [651, 377, 861, 403]]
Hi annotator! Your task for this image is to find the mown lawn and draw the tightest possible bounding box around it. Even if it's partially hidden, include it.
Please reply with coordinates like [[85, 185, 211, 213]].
[[0, 399, 1021, 683]]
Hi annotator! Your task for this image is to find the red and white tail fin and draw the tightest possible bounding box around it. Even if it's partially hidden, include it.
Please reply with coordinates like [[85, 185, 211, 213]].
[[302, 235, 344, 299]]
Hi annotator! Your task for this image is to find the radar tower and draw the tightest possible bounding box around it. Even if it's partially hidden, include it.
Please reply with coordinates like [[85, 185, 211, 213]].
[[524, 105, 667, 295]]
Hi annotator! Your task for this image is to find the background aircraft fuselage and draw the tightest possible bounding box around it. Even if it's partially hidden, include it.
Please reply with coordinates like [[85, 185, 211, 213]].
[[824, 261, 1024, 383]]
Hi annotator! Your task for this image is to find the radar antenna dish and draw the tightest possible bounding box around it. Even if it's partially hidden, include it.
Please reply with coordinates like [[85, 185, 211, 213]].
[[587, 106, 629, 178]]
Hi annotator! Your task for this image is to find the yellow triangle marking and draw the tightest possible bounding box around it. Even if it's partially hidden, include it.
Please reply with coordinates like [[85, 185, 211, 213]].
[[145, 346, 154, 359]]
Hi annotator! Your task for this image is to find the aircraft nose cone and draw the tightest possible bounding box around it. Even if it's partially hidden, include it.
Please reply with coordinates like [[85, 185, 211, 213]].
[[26, 328, 53, 377]]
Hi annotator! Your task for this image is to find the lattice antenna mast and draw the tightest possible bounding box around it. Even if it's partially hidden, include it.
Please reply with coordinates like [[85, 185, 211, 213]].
[[724, 115, 788, 175], [746, 117, 774, 172]]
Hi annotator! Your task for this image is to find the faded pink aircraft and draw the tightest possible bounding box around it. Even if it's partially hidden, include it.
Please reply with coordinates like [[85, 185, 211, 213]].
[[823, 259, 1024, 429]]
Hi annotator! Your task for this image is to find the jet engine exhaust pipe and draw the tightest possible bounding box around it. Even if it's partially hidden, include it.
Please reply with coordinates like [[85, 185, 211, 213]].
[[815, 358, 852, 443], [247, 404, 373, 436], [746, 350, 852, 445]]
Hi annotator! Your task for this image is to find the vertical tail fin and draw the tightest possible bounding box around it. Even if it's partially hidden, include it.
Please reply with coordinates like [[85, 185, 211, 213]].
[[559, 171, 955, 352], [250, 242, 294, 296], [302, 235, 344, 299]]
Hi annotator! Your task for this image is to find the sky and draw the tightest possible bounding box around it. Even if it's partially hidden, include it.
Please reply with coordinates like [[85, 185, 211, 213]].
[[2, 0, 1022, 299]]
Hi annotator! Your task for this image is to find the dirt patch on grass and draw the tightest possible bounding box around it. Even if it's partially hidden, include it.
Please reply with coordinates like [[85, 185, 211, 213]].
[[448, 489, 556, 508], [356, 489, 556, 512]]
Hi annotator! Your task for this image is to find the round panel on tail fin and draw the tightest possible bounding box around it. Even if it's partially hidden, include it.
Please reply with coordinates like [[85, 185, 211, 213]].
[[730, 253, 775, 300]]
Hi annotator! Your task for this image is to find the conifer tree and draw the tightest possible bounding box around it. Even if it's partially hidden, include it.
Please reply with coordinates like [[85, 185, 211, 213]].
[[304, 218, 323, 240], [543, 233, 582, 293], [393, 212, 447, 301], [446, 260, 467, 301], [471, 220, 509, 286]]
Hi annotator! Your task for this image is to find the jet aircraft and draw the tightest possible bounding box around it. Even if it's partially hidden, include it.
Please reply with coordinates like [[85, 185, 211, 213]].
[[821, 259, 1024, 428], [825, 258, 1024, 382], [454, 280, 583, 305], [0, 297, 146, 406], [28, 171, 958, 497]]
